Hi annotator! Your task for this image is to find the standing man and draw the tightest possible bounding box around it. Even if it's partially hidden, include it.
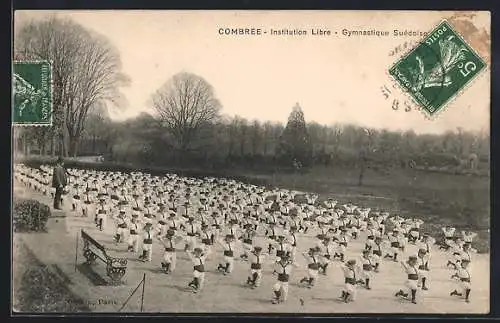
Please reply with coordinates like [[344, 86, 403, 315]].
[[52, 157, 67, 210]]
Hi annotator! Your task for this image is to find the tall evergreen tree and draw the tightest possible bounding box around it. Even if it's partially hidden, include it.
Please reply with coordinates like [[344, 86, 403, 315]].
[[278, 103, 312, 167]]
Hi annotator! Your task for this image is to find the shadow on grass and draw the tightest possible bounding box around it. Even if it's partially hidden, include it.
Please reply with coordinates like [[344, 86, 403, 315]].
[[13, 241, 91, 313], [163, 283, 192, 293], [241, 297, 275, 305], [147, 268, 165, 275]]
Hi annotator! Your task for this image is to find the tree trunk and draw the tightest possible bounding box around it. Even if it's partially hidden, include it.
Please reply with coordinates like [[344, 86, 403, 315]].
[[57, 130, 67, 157], [358, 164, 365, 186], [41, 140, 46, 155], [68, 135, 80, 157], [50, 136, 55, 156], [23, 135, 28, 156]]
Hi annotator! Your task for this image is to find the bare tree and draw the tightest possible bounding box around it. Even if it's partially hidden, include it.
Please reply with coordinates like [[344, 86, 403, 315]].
[[83, 104, 112, 154], [151, 72, 221, 154], [15, 16, 130, 157], [358, 128, 376, 186], [249, 120, 263, 156]]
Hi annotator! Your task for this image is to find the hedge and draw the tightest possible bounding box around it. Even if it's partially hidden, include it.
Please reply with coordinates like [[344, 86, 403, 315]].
[[19, 156, 272, 188], [13, 199, 51, 233]]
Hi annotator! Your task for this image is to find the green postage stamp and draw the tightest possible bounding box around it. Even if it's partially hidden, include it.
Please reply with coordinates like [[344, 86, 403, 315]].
[[389, 20, 486, 116], [12, 61, 53, 126]]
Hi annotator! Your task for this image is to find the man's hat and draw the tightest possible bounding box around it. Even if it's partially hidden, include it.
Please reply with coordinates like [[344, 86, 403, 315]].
[[254, 246, 262, 252], [362, 249, 370, 254], [461, 259, 471, 264], [290, 226, 297, 231], [166, 229, 175, 236], [418, 248, 427, 254], [347, 259, 356, 265], [409, 256, 417, 261], [193, 247, 203, 253], [158, 220, 166, 225]]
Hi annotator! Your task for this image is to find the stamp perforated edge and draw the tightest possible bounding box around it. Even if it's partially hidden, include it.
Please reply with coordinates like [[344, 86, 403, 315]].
[[387, 18, 489, 121], [12, 60, 54, 127]]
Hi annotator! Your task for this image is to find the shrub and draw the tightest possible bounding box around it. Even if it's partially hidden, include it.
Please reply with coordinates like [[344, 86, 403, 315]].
[[13, 199, 51, 233]]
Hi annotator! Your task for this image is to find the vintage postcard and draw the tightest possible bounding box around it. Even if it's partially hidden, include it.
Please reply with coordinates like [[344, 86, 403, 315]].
[[11, 10, 490, 314]]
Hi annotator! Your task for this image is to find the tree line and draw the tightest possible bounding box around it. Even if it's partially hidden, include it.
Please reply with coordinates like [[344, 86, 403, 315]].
[[13, 16, 489, 179]]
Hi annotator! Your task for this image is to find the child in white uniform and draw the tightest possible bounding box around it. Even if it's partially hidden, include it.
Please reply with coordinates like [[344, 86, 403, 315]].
[[319, 237, 335, 275], [287, 226, 299, 266], [246, 246, 266, 288], [395, 256, 420, 304], [450, 259, 472, 303], [340, 259, 358, 303], [334, 228, 349, 262], [239, 224, 256, 261], [447, 238, 464, 270], [187, 247, 207, 293], [272, 254, 293, 304], [159, 229, 183, 274], [371, 236, 384, 272], [299, 247, 321, 288], [273, 235, 292, 263], [127, 215, 141, 253], [114, 212, 128, 243], [217, 234, 238, 275], [139, 222, 154, 262], [416, 248, 430, 290], [440, 226, 456, 250], [385, 229, 402, 262], [359, 249, 375, 290]]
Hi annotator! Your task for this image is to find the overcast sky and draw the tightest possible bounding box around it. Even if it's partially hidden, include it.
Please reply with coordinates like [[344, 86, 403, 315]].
[[14, 10, 490, 135]]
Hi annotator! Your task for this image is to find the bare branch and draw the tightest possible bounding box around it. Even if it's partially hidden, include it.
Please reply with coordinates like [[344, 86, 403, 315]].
[[15, 16, 130, 156], [150, 72, 222, 151]]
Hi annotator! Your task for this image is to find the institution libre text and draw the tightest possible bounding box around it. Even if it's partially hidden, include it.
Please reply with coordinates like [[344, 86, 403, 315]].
[[217, 27, 428, 38]]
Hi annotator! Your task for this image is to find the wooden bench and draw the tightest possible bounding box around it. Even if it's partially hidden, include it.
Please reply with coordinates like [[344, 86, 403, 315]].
[[81, 229, 128, 284]]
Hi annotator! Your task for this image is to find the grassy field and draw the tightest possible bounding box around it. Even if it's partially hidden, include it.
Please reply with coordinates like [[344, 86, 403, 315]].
[[12, 169, 490, 313], [244, 166, 490, 253], [12, 235, 91, 313]]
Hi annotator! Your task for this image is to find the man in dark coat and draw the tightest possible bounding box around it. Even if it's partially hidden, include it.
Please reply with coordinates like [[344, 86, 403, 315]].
[[52, 157, 68, 210]]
